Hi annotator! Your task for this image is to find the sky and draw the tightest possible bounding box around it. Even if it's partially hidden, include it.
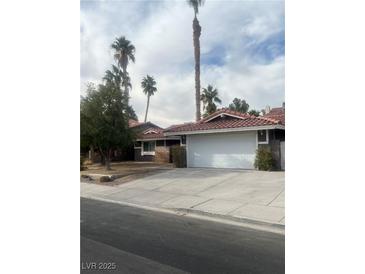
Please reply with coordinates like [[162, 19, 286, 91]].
[[80, 0, 284, 127]]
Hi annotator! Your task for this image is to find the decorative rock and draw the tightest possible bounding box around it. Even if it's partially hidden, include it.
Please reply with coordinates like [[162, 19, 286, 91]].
[[99, 176, 111, 183], [80, 174, 93, 181]]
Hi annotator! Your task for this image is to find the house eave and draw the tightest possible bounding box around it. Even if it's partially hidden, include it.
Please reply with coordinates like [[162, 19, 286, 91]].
[[164, 124, 285, 136], [136, 136, 181, 141]]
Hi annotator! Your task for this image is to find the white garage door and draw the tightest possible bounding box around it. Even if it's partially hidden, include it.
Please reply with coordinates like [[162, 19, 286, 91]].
[[187, 131, 257, 169]]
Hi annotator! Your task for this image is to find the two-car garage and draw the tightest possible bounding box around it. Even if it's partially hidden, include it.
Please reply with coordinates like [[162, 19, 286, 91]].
[[164, 108, 285, 170], [186, 131, 257, 169]]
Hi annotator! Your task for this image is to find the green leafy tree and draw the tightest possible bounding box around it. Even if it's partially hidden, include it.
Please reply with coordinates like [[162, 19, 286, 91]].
[[201, 85, 222, 116], [121, 72, 132, 91], [80, 80, 134, 170], [187, 0, 205, 121], [103, 65, 132, 90], [141, 75, 157, 122], [229, 98, 249, 113], [111, 36, 135, 99], [248, 109, 260, 117], [126, 105, 138, 121], [103, 65, 123, 87], [103, 65, 137, 121], [80, 83, 98, 152]]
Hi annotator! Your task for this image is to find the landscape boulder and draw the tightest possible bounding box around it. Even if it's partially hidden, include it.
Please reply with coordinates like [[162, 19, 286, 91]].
[[99, 176, 111, 183]]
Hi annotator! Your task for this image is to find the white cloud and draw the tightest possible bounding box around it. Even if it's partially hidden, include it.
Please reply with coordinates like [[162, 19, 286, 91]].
[[80, 0, 284, 127]]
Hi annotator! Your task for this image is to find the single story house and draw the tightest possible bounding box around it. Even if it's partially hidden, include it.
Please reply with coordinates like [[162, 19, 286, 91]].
[[129, 120, 182, 162], [163, 106, 285, 170]]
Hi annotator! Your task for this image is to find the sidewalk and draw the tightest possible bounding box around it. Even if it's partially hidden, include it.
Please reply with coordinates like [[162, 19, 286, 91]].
[[81, 168, 284, 230]]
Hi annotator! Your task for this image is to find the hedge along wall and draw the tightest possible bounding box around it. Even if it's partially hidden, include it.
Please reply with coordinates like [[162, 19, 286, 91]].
[[170, 145, 186, 168]]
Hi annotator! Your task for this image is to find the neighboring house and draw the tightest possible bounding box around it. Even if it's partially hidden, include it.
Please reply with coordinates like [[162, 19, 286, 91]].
[[164, 105, 285, 170], [129, 119, 182, 162]]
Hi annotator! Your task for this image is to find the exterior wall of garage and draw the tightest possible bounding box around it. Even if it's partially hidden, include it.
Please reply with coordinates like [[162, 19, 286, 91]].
[[184, 129, 285, 170], [186, 131, 257, 169]]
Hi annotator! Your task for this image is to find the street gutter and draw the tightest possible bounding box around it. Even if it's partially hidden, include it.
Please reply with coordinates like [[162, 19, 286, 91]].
[[81, 194, 285, 235]]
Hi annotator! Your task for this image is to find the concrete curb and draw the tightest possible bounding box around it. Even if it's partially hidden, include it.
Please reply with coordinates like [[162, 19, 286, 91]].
[[174, 208, 285, 232], [81, 194, 285, 235]]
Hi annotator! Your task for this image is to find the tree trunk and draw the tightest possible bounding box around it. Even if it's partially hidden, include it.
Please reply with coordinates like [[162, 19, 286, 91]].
[[105, 149, 112, 171], [123, 66, 129, 100], [144, 95, 150, 122], [99, 148, 105, 165], [193, 16, 201, 122], [89, 145, 95, 163]]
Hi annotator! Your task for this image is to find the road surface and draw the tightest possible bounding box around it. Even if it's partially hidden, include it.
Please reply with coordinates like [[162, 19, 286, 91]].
[[81, 198, 284, 274]]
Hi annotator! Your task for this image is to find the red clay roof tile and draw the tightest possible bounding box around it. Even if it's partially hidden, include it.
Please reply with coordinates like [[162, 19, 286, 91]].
[[263, 107, 285, 124], [164, 107, 284, 134], [128, 119, 143, 128]]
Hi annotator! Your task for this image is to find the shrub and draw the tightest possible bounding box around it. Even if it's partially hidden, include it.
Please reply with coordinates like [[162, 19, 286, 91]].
[[170, 145, 186, 168], [254, 147, 274, 171]]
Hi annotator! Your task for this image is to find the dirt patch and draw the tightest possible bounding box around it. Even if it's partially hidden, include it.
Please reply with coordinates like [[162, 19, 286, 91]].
[[80, 161, 173, 186], [81, 161, 173, 175]]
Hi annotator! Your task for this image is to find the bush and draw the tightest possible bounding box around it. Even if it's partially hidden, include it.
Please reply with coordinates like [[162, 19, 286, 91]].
[[254, 147, 273, 171], [170, 145, 186, 168]]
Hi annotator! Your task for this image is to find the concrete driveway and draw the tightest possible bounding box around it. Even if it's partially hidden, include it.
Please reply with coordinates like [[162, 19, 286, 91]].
[[81, 169, 285, 225]]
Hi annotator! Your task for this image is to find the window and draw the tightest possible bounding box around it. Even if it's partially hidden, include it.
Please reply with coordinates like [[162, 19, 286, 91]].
[[156, 140, 165, 147], [257, 130, 268, 144], [143, 141, 155, 155]]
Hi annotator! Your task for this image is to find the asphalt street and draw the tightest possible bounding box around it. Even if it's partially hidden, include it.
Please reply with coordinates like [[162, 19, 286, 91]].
[[81, 198, 284, 274]]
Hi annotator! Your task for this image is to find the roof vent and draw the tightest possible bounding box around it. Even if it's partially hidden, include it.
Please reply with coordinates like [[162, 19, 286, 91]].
[[144, 129, 158, 134]]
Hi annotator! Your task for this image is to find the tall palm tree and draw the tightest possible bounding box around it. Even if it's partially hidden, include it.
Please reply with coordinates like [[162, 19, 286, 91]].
[[141, 75, 157, 122], [103, 65, 132, 93], [187, 0, 205, 122], [121, 71, 132, 91], [111, 36, 135, 98], [103, 65, 123, 88], [201, 85, 222, 116], [103, 65, 135, 121]]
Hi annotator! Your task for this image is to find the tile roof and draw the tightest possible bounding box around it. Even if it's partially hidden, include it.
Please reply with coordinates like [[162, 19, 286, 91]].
[[136, 127, 165, 140], [263, 107, 285, 124], [164, 108, 284, 134], [129, 120, 162, 130], [129, 121, 166, 140], [128, 119, 144, 128]]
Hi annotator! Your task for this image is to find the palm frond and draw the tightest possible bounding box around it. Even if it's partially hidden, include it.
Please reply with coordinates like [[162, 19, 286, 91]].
[[111, 36, 136, 69], [187, 0, 205, 14], [141, 75, 157, 96]]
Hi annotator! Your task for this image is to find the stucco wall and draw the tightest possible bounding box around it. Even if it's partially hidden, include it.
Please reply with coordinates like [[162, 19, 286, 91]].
[[134, 148, 154, 161]]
